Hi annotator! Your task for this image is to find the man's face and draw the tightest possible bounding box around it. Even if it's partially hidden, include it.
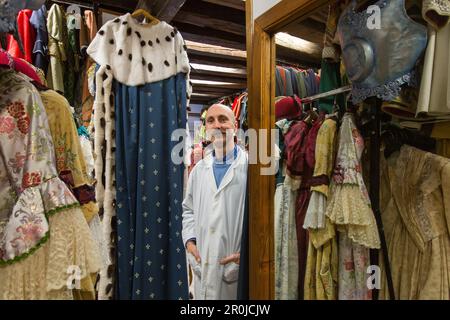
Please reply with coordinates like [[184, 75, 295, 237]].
[[205, 104, 236, 146]]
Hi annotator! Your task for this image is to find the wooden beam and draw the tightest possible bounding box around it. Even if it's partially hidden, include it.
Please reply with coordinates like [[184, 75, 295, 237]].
[[186, 40, 247, 62], [152, 0, 187, 23], [190, 99, 210, 105], [181, 31, 245, 51], [280, 17, 326, 44], [190, 72, 246, 83], [276, 44, 321, 67], [248, 0, 333, 300], [182, 0, 245, 24], [188, 53, 247, 68], [310, 7, 329, 24], [201, 0, 245, 11], [173, 21, 246, 50], [191, 92, 219, 98], [191, 71, 246, 82], [275, 32, 322, 58], [249, 18, 276, 300], [191, 80, 246, 89], [134, 0, 152, 12], [174, 11, 246, 36], [99, 0, 136, 11], [191, 63, 246, 78], [256, 0, 331, 34], [192, 85, 239, 94]]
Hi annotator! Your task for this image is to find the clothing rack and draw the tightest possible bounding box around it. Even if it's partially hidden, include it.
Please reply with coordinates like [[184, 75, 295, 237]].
[[209, 89, 247, 106], [300, 89, 396, 299], [368, 98, 396, 300], [276, 58, 314, 70], [47, 0, 95, 10], [46, 0, 100, 31]]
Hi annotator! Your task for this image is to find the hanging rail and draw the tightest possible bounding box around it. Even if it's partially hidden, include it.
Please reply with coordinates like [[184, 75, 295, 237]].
[[300, 85, 352, 104]]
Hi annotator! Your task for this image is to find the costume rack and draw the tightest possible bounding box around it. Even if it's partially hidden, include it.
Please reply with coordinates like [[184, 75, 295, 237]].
[[300, 87, 396, 300]]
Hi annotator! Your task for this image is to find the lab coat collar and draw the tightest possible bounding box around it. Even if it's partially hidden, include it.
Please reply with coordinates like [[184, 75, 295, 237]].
[[204, 146, 247, 193]]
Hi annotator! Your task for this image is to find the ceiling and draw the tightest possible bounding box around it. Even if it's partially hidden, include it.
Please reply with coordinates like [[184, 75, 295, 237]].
[[50, 0, 332, 106], [275, 4, 328, 68]]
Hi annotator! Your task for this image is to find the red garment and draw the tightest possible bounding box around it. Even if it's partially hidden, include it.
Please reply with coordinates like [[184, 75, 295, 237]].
[[294, 116, 324, 299], [284, 121, 310, 176], [275, 95, 302, 121], [0, 50, 42, 85], [7, 10, 36, 63], [231, 95, 240, 114], [304, 113, 325, 169]]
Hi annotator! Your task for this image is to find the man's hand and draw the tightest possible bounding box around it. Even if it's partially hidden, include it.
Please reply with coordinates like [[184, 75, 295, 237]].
[[186, 240, 201, 263], [220, 252, 240, 265]]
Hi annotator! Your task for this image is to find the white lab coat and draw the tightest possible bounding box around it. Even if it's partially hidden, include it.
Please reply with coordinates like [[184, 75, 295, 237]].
[[182, 146, 248, 300]]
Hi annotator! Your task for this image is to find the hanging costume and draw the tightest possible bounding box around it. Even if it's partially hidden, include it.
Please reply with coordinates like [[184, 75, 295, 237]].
[[380, 145, 450, 299], [325, 113, 380, 300], [87, 12, 192, 300], [0, 68, 101, 299]]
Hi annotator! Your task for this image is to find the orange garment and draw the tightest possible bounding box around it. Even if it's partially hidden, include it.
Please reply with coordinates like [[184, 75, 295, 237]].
[[81, 10, 98, 127]]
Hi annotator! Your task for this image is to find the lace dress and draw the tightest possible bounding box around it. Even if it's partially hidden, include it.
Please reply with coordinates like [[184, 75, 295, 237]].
[[0, 69, 101, 299], [325, 113, 380, 300]]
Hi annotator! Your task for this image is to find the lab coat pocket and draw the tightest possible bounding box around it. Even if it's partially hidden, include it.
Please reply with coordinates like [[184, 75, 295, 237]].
[[222, 262, 240, 283], [187, 253, 202, 279]]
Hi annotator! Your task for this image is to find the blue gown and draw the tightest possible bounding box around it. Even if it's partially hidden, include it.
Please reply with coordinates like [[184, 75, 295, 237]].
[[114, 73, 188, 300]]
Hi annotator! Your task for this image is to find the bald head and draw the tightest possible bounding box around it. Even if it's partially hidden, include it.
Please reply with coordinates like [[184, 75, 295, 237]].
[[206, 104, 236, 124]]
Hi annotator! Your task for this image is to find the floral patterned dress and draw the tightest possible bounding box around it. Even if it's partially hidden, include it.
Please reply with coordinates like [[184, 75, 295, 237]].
[[0, 68, 101, 299], [325, 112, 380, 300]]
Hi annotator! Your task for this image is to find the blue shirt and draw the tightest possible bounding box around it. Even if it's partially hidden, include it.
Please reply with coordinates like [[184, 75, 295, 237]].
[[212, 145, 238, 188]]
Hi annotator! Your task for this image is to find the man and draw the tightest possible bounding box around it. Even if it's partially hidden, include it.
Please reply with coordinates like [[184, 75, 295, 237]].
[[182, 104, 248, 300]]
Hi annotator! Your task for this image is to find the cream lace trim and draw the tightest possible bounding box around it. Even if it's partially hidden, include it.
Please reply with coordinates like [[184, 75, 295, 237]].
[[326, 184, 381, 249], [0, 207, 101, 299]]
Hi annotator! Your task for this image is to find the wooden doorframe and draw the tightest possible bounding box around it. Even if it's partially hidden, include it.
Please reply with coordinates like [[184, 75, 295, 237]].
[[246, 0, 331, 299]]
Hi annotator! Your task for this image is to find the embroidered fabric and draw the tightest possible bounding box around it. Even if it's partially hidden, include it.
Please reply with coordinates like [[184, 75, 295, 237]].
[[0, 176, 78, 263], [351, 73, 413, 104], [338, 232, 371, 300], [0, 207, 101, 299]]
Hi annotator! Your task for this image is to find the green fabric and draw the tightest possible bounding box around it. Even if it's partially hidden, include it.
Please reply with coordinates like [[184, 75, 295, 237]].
[[318, 60, 344, 114], [297, 72, 307, 98]]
